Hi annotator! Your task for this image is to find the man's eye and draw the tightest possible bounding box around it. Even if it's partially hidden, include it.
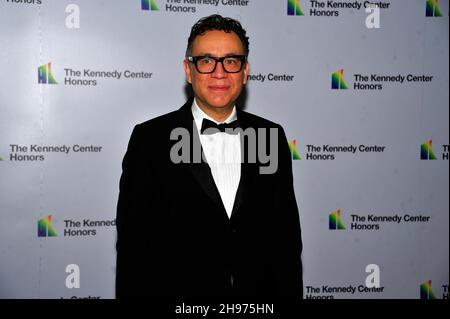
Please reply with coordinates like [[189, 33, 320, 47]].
[[224, 58, 238, 65], [199, 58, 214, 65]]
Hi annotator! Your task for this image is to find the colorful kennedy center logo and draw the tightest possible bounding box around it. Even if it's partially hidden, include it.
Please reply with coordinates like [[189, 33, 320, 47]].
[[142, 0, 159, 11], [288, 0, 304, 16], [331, 69, 349, 90], [421, 140, 438, 160], [38, 215, 57, 237], [420, 280, 437, 299], [289, 140, 301, 160], [426, 0, 443, 17], [329, 209, 345, 230], [38, 62, 57, 84]]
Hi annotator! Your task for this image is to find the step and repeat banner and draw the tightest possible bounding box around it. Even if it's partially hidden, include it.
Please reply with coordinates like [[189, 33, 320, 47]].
[[0, 0, 448, 299]]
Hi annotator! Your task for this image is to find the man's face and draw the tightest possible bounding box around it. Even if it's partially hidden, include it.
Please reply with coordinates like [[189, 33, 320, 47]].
[[184, 30, 249, 113]]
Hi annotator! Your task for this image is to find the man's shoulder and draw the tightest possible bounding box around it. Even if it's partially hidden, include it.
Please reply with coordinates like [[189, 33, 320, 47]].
[[131, 100, 191, 137], [239, 109, 283, 130], [136, 109, 179, 131]]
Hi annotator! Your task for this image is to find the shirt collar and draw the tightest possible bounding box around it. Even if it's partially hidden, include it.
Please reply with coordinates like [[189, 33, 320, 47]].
[[191, 98, 237, 134]]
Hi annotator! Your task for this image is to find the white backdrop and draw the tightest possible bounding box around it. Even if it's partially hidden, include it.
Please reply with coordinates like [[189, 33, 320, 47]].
[[0, 0, 448, 299]]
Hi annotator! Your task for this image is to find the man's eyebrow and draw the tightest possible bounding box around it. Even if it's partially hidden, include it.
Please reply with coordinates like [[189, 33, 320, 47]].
[[195, 52, 243, 57], [224, 53, 244, 57]]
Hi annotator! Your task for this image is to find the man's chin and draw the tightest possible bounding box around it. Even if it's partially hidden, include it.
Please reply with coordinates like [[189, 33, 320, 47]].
[[196, 96, 236, 112], [206, 98, 235, 110]]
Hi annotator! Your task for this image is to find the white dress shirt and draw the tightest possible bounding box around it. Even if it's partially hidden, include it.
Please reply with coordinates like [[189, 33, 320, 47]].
[[191, 99, 241, 218]]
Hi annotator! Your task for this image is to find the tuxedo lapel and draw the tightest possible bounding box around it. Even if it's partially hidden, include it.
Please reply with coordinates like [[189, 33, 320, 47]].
[[230, 162, 256, 219], [230, 109, 257, 219]]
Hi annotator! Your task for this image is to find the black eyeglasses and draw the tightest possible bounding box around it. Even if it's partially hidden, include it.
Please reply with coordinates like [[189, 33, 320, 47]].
[[187, 55, 247, 74]]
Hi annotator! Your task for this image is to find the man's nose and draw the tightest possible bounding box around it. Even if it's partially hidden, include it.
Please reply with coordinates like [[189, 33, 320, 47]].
[[211, 61, 227, 78]]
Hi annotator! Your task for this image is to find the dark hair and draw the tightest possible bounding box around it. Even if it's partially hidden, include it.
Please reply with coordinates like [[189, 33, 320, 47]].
[[185, 14, 249, 57]]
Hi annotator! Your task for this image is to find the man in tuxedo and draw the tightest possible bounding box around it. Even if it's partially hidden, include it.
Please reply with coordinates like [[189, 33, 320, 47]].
[[115, 14, 303, 300]]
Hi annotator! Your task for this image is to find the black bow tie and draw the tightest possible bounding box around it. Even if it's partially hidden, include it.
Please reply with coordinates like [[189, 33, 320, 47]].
[[200, 118, 240, 135]]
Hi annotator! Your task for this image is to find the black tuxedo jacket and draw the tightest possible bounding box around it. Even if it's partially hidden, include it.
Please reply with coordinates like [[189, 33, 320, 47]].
[[116, 98, 303, 300]]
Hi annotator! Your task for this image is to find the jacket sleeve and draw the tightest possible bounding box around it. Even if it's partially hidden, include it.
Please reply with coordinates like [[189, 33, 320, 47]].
[[115, 124, 161, 299], [274, 125, 303, 299]]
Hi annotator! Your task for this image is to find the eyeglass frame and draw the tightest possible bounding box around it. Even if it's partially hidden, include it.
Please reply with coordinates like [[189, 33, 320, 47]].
[[186, 55, 248, 74]]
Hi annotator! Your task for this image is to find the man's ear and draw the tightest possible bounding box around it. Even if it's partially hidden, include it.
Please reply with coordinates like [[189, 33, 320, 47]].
[[184, 59, 192, 84], [243, 62, 249, 85]]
